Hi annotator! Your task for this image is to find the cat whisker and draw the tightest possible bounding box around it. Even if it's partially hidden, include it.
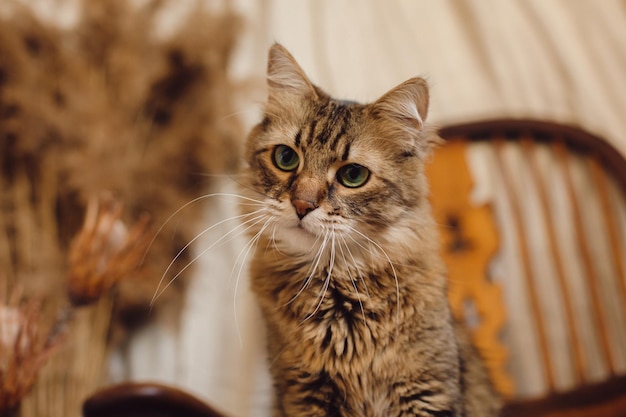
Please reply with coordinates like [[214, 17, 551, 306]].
[[284, 229, 329, 307], [304, 226, 332, 274], [336, 236, 368, 326], [337, 233, 371, 300], [219, 107, 263, 122], [150, 212, 268, 307], [141, 192, 267, 268], [338, 228, 380, 264], [151, 209, 267, 306], [232, 215, 276, 348], [230, 215, 275, 285], [303, 225, 336, 323], [266, 223, 280, 254], [346, 226, 401, 328], [301, 227, 326, 259], [211, 192, 267, 205]]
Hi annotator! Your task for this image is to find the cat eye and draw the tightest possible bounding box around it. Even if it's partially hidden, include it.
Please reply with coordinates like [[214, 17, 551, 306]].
[[272, 145, 300, 172], [337, 164, 370, 188]]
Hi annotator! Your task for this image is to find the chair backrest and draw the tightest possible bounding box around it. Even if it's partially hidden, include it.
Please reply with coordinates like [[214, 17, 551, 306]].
[[427, 119, 626, 409]]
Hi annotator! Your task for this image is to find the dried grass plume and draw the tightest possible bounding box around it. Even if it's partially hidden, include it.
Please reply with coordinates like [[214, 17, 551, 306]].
[[0, 0, 244, 415]]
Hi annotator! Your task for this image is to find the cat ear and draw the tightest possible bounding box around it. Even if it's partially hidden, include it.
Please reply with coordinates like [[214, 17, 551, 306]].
[[267, 43, 318, 102], [373, 77, 429, 131]]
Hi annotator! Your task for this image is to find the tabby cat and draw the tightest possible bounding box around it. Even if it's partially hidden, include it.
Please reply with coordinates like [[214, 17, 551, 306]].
[[241, 44, 501, 417]]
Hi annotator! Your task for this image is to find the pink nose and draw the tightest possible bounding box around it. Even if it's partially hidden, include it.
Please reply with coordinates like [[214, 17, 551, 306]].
[[291, 199, 317, 220]]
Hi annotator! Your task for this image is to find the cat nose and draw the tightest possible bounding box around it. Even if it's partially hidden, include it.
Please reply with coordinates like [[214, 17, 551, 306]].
[[291, 199, 317, 220]]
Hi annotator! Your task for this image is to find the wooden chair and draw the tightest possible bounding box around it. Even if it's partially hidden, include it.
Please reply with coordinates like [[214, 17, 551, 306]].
[[429, 119, 626, 417], [82, 119, 626, 417]]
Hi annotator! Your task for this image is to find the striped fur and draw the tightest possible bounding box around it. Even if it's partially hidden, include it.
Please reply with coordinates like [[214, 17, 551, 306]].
[[241, 44, 501, 417]]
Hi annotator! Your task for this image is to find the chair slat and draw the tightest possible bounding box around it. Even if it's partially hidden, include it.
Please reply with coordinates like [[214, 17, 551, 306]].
[[493, 137, 556, 392], [521, 137, 586, 385], [553, 141, 616, 377], [587, 156, 626, 323]]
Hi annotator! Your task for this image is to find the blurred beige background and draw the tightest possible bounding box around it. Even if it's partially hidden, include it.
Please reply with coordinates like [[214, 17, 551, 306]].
[[228, 0, 626, 155]]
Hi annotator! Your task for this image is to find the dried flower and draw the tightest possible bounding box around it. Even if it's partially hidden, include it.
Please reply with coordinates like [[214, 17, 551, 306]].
[[0, 300, 66, 414], [67, 195, 152, 307]]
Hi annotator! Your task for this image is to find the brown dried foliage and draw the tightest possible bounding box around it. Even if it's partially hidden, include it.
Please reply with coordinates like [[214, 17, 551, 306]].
[[0, 0, 243, 327], [67, 195, 153, 307], [0, 1, 244, 415], [0, 299, 66, 415]]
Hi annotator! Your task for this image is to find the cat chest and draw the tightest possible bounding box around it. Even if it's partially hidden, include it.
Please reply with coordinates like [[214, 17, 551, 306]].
[[277, 296, 399, 376], [264, 272, 397, 356]]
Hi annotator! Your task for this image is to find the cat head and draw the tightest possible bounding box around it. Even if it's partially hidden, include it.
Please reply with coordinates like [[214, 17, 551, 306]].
[[242, 44, 436, 258]]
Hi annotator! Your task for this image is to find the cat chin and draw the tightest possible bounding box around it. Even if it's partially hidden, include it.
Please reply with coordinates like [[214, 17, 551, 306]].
[[275, 230, 321, 257], [271, 220, 321, 254]]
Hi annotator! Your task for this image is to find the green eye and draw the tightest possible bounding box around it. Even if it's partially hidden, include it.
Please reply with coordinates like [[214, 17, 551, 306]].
[[337, 164, 370, 188], [273, 145, 300, 171]]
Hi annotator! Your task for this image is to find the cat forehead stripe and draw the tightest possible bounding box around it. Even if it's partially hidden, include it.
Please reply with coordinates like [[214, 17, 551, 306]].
[[304, 102, 353, 150], [306, 120, 318, 146], [340, 142, 351, 161], [294, 129, 302, 147], [329, 110, 352, 151]]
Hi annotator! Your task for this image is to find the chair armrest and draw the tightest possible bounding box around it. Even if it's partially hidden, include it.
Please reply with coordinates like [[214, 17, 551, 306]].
[[82, 382, 228, 417]]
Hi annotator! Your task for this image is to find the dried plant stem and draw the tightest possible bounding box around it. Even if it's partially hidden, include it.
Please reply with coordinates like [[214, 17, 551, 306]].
[[19, 298, 113, 417]]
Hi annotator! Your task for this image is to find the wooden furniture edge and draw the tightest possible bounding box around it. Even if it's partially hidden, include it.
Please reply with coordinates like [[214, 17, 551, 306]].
[[82, 382, 228, 417], [438, 119, 626, 197]]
